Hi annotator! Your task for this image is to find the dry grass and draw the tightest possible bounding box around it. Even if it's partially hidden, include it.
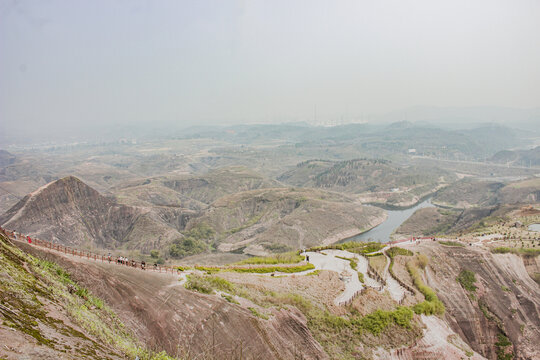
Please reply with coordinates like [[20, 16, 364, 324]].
[[368, 254, 387, 275]]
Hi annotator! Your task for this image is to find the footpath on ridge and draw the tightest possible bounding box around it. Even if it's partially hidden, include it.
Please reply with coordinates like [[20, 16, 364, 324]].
[[1, 226, 432, 307]]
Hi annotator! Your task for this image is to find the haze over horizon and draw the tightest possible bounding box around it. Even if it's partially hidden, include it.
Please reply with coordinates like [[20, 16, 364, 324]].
[[1, 0, 540, 142]]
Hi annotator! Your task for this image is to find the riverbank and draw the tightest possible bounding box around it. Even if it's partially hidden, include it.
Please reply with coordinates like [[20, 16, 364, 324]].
[[347, 198, 436, 244], [320, 211, 388, 246]]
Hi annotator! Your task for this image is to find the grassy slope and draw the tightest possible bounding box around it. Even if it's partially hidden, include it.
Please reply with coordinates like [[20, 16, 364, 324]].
[[0, 233, 173, 360]]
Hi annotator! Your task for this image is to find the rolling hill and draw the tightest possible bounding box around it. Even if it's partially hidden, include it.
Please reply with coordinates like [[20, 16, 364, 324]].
[[433, 177, 540, 209], [279, 158, 457, 207], [112, 166, 280, 210], [185, 187, 385, 256]]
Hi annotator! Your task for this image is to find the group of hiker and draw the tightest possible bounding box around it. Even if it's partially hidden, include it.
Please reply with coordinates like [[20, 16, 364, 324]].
[[0, 227, 170, 273], [112, 254, 152, 270], [116, 256, 135, 267]]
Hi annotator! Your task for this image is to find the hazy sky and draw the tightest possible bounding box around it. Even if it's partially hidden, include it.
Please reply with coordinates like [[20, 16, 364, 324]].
[[1, 0, 539, 135]]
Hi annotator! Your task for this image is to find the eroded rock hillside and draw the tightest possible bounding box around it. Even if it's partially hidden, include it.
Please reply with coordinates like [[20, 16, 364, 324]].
[[417, 242, 540, 359], [112, 166, 280, 210], [0, 176, 183, 252], [278, 159, 456, 207], [186, 187, 385, 256]]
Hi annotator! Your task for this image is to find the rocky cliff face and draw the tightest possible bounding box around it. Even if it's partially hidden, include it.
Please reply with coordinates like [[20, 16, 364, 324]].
[[0, 176, 182, 251], [419, 243, 540, 360]]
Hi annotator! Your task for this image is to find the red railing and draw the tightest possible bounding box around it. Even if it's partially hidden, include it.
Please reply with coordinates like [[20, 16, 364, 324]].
[[0, 227, 181, 275], [0, 226, 312, 274]]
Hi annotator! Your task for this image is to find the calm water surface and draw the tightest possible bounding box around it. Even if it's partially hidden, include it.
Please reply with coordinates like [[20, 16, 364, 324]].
[[346, 198, 435, 243]]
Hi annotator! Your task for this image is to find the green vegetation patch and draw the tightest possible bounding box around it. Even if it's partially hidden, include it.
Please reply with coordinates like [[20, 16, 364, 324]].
[[456, 270, 477, 293], [407, 259, 445, 316], [169, 223, 215, 258], [495, 334, 514, 360], [233, 251, 304, 265], [195, 263, 315, 274], [491, 247, 540, 257], [184, 274, 235, 294], [221, 294, 239, 304], [248, 307, 270, 320], [230, 263, 315, 273], [0, 233, 174, 360], [353, 307, 414, 336], [439, 240, 465, 247], [309, 241, 384, 255], [387, 247, 414, 258]]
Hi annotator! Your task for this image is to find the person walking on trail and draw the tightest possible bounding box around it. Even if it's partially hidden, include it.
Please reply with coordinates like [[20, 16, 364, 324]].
[[27, 236, 32, 244], [108, 253, 112, 263], [141, 260, 146, 270], [306, 255, 310, 263]]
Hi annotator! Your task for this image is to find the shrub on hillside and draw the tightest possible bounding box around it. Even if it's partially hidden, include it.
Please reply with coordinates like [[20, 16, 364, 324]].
[[407, 260, 445, 315], [417, 254, 429, 269], [184, 274, 235, 294], [456, 270, 477, 293]]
